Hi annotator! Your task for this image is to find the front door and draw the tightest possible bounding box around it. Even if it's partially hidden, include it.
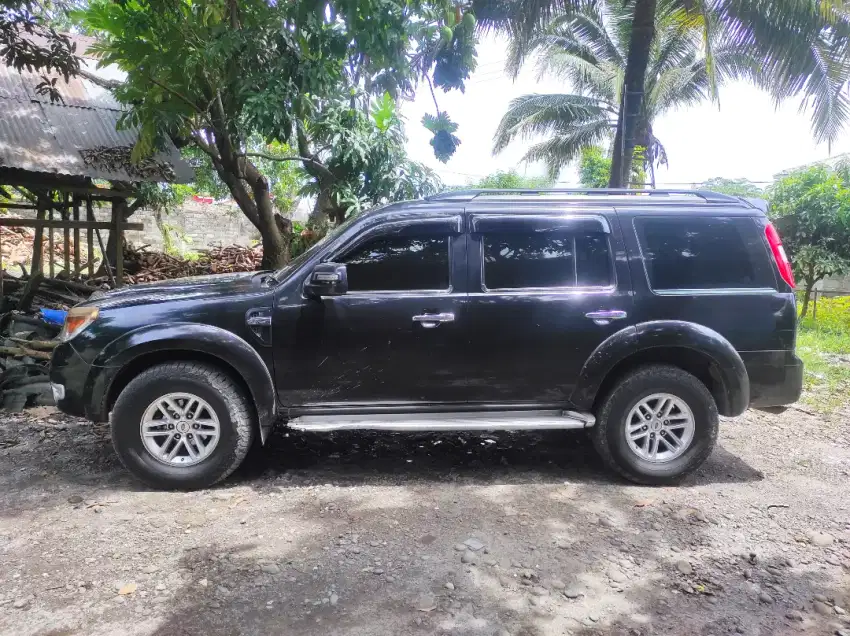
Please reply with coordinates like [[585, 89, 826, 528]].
[[273, 215, 469, 407], [462, 210, 634, 404]]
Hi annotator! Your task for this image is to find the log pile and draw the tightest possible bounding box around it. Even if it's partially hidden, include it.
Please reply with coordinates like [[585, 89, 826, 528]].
[[1, 225, 88, 272], [119, 244, 263, 284]]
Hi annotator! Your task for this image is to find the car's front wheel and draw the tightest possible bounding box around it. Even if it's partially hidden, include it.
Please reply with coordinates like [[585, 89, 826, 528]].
[[111, 362, 254, 489], [591, 364, 719, 484]]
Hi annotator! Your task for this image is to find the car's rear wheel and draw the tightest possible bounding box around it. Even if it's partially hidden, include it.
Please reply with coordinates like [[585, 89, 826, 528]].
[[111, 362, 254, 489], [591, 364, 718, 484]]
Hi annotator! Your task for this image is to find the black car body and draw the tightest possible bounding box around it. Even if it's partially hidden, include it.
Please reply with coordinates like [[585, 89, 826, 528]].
[[50, 189, 803, 489]]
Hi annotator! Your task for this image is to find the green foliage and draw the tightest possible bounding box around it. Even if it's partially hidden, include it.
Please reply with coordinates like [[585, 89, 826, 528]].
[[471, 170, 552, 190], [578, 146, 645, 188], [422, 112, 461, 163], [301, 95, 442, 217], [1, 1, 81, 102], [797, 316, 850, 411], [768, 165, 850, 315], [699, 177, 764, 197], [579, 147, 611, 188], [494, 0, 718, 179]]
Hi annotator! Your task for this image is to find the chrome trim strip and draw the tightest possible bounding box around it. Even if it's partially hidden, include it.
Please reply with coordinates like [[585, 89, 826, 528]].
[[470, 213, 611, 233], [651, 288, 777, 296], [288, 410, 596, 432]]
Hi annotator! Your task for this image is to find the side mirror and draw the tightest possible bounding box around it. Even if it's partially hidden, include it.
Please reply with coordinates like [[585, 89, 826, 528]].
[[304, 263, 348, 298]]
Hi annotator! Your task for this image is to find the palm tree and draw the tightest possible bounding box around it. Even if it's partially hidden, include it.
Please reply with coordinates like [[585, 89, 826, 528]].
[[491, 0, 850, 188], [493, 0, 723, 183]]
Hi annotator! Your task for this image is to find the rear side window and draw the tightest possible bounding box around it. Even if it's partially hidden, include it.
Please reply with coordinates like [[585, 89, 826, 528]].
[[340, 234, 450, 291], [482, 231, 613, 290], [634, 217, 773, 291]]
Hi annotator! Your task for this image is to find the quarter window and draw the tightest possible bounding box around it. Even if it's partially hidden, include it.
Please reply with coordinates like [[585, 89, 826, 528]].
[[340, 234, 450, 291], [634, 217, 773, 290], [482, 231, 613, 289]]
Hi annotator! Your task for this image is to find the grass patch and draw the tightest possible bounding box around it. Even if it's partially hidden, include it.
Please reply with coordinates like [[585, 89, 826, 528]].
[[797, 296, 850, 410]]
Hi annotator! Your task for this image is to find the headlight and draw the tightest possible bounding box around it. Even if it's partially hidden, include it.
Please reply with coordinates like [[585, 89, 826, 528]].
[[59, 307, 99, 342]]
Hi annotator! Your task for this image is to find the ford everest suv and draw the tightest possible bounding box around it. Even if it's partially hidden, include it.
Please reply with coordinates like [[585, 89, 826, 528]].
[[50, 189, 803, 489]]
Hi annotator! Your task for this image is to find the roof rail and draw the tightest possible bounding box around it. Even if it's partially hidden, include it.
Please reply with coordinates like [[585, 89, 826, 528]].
[[425, 188, 742, 204]]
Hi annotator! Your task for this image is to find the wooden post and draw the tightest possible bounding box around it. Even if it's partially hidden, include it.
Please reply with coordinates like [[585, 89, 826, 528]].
[[63, 192, 71, 276], [86, 196, 94, 278], [73, 195, 81, 277], [48, 198, 54, 278], [32, 193, 47, 275], [813, 289, 819, 321], [114, 198, 124, 288]]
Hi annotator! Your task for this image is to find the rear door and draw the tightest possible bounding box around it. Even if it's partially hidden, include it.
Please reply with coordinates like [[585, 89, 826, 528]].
[[462, 210, 634, 404]]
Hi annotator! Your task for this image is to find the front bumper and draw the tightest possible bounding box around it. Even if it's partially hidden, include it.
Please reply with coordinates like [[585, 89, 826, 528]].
[[742, 351, 804, 408], [49, 340, 99, 419]]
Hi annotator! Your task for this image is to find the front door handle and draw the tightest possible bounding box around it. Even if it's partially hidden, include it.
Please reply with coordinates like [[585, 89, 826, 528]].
[[412, 313, 455, 329], [585, 310, 628, 326]]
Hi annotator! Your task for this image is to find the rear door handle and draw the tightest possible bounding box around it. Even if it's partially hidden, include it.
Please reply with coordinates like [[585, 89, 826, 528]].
[[585, 310, 628, 326], [412, 313, 455, 329]]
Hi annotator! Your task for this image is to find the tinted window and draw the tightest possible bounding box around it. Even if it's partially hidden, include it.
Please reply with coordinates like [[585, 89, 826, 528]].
[[340, 234, 450, 291], [482, 231, 612, 289], [635, 217, 772, 290]]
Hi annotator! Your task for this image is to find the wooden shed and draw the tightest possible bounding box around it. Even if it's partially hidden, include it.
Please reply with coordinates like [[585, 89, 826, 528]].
[[0, 34, 192, 289]]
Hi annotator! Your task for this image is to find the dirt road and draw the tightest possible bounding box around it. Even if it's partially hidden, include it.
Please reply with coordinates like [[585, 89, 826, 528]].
[[1, 405, 849, 636]]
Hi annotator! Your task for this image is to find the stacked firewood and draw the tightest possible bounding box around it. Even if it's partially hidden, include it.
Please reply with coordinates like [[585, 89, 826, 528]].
[[1, 225, 86, 273], [119, 244, 263, 284]]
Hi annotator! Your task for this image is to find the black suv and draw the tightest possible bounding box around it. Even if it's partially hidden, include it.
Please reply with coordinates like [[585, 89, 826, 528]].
[[50, 189, 803, 489]]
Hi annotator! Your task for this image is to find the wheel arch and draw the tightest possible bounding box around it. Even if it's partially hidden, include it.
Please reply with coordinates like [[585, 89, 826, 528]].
[[571, 321, 750, 417], [91, 323, 276, 443]]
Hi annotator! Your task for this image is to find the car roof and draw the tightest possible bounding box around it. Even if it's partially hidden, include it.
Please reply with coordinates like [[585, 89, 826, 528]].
[[358, 189, 765, 224]]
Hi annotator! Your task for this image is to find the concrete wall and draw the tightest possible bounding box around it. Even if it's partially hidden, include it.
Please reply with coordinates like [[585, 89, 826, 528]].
[[124, 201, 258, 252]]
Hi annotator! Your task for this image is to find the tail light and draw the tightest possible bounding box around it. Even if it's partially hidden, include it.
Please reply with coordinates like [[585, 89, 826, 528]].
[[765, 222, 795, 289]]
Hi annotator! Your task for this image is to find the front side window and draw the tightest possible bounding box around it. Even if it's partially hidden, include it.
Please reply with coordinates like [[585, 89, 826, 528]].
[[634, 217, 773, 290], [482, 230, 613, 290], [339, 234, 450, 291]]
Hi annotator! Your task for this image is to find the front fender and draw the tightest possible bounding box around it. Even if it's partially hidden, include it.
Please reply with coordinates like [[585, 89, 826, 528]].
[[571, 320, 749, 416], [91, 322, 276, 442]]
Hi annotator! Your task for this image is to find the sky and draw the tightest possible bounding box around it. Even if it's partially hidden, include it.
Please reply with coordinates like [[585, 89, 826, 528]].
[[400, 33, 850, 188]]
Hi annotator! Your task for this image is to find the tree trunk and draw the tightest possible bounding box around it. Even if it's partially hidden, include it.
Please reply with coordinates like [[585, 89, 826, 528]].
[[800, 284, 813, 318], [244, 163, 290, 269], [608, 0, 656, 188]]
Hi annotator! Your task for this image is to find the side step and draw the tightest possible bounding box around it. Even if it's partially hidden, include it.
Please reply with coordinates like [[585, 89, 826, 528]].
[[286, 410, 595, 433]]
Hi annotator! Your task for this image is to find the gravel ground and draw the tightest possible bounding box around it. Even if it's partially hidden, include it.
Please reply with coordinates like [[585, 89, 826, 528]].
[[1, 404, 849, 636]]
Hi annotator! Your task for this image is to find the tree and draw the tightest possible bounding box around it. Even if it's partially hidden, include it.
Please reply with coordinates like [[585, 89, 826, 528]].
[[300, 94, 442, 226], [698, 177, 763, 197], [1, 1, 81, 102], [502, 0, 850, 188], [494, 0, 718, 182], [470, 169, 552, 189], [768, 165, 850, 317], [578, 146, 646, 188], [81, 0, 473, 268]]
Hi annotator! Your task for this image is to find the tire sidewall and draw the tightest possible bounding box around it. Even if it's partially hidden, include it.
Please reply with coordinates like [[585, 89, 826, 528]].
[[112, 372, 242, 489], [601, 370, 718, 480]]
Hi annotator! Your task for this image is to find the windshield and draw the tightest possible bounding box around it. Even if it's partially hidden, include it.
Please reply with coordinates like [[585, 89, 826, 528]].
[[272, 215, 358, 281]]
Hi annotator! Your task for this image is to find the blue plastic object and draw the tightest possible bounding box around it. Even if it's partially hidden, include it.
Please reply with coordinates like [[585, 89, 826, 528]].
[[40, 308, 67, 325]]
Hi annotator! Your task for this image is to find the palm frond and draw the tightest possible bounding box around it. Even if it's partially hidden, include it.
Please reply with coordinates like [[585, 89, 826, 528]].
[[520, 120, 614, 179], [493, 93, 612, 153]]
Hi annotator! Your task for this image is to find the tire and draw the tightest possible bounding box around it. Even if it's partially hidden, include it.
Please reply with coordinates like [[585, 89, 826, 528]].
[[111, 362, 254, 490], [591, 364, 718, 485]]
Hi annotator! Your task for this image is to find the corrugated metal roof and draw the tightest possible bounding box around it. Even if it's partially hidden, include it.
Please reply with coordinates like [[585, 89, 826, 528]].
[[0, 54, 192, 183]]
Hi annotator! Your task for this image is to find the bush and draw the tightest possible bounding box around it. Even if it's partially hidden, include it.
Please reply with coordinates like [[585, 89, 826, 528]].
[[798, 293, 850, 334]]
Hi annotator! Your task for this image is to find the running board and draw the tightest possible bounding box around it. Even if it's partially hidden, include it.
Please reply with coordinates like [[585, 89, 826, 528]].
[[286, 410, 595, 433]]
